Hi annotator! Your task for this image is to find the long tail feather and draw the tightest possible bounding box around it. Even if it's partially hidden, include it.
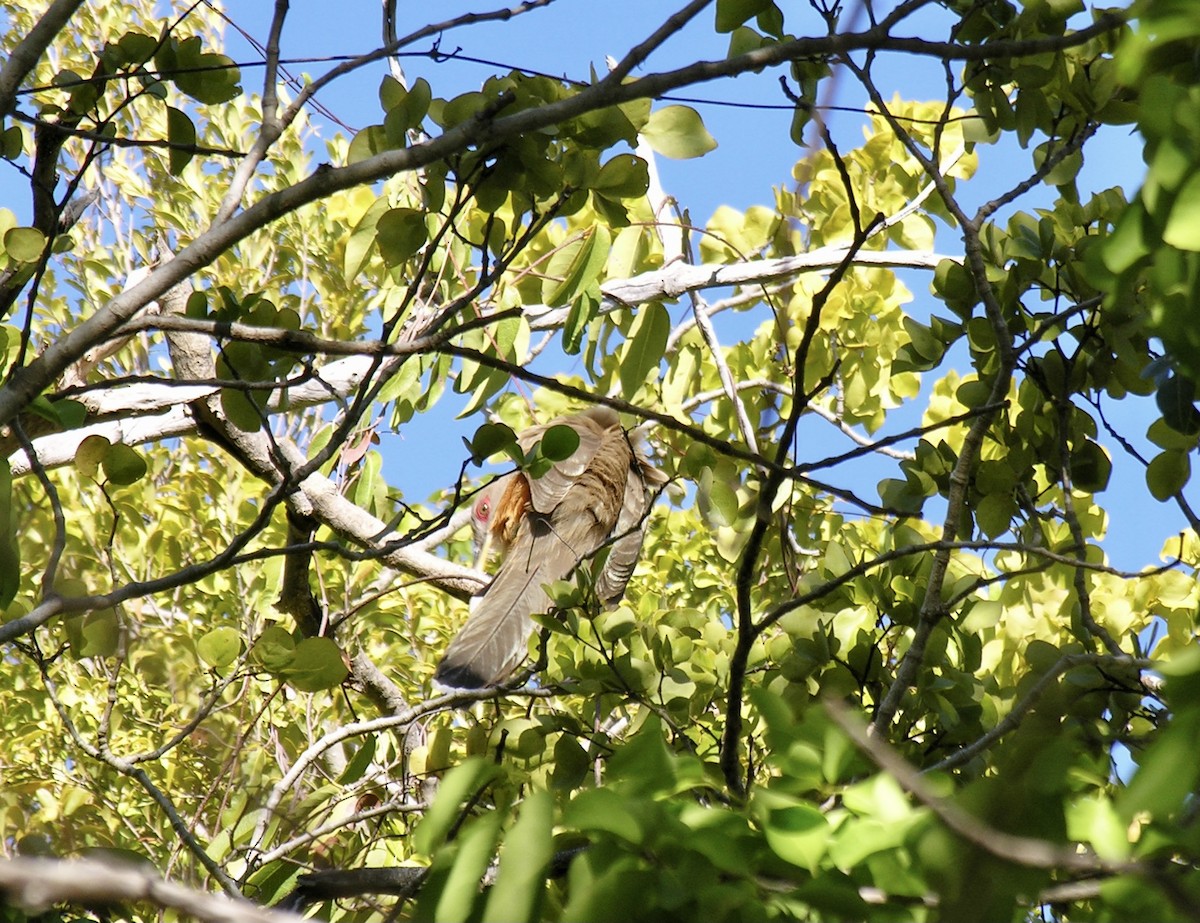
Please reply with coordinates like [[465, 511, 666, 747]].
[[434, 522, 574, 688]]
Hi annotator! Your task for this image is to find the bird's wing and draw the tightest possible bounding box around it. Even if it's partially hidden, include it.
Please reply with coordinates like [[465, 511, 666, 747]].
[[520, 408, 616, 514]]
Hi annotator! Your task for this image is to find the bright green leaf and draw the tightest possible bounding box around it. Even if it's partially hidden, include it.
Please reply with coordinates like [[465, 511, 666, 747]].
[[3, 226, 45, 263], [641, 105, 717, 160], [1163, 171, 1200, 251], [413, 757, 498, 855], [715, 0, 772, 32], [541, 227, 610, 308], [617, 302, 669, 398], [484, 791, 553, 922], [0, 459, 17, 608]]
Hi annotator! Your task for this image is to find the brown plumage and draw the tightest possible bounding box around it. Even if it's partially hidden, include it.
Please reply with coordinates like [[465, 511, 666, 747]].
[[435, 407, 666, 689]]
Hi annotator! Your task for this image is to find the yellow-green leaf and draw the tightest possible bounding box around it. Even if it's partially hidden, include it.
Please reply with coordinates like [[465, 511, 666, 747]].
[[642, 105, 717, 160]]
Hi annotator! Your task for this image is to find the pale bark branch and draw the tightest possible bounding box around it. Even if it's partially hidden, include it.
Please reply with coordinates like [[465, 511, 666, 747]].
[[0, 858, 299, 923]]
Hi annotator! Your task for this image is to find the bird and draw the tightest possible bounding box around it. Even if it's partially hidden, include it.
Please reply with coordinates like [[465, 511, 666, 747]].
[[434, 406, 666, 689]]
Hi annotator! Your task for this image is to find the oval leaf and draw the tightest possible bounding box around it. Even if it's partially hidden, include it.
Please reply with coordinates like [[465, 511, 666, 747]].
[[75, 434, 111, 479], [197, 626, 242, 668], [642, 105, 718, 160], [4, 226, 45, 263], [101, 443, 148, 486], [165, 105, 196, 175], [593, 154, 650, 199], [538, 423, 581, 463], [283, 636, 349, 692], [376, 207, 428, 266], [468, 421, 518, 464], [618, 302, 670, 398], [1147, 449, 1190, 501], [251, 625, 296, 673]]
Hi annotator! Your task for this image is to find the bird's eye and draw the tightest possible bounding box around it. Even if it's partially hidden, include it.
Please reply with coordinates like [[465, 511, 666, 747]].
[[475, 498, 491, 521]]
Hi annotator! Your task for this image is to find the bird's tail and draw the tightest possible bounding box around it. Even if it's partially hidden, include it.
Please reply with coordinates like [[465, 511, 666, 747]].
[[433, 521, 574, 689]]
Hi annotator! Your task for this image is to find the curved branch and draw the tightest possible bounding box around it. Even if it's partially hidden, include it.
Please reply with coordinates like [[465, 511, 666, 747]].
[[0, 858, 296, 923]]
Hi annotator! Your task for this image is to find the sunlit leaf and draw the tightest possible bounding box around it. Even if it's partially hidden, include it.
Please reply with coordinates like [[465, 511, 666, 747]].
[[641, 106, 717, 159]]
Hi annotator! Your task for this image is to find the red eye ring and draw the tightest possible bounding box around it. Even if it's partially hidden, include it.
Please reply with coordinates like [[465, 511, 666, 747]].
[[475, 497, 491, 521]]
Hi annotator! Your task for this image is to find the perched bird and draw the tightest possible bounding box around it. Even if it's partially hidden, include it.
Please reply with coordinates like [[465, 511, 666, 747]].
[[435, 406, 666, 689]]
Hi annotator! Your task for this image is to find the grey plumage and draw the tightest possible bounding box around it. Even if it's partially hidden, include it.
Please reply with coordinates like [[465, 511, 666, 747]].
[[434, 407, 665, 689]]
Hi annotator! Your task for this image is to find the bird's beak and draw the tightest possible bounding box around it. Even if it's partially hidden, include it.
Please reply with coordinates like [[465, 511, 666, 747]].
[[474, 527, 494, 571]]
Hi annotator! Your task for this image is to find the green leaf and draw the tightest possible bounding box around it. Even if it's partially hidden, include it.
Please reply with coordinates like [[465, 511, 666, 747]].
[[617, 302, 669, 398], [1147, 417, 1200, 451], [541, 227, 610, 308], [551, 733, 590, 790], [101, 443, 148, 486], [282, 637, 349, 692], [52, 399, 86, 429], [251, 626, 296, 673], [715, 0, 772, 32], [562, 290, 598, 355], [75, 435, 111, 479], [1070, 440, 1112, 493], [197, 626, 242, 668], [728, 25, 766, 58], [1163, 171, 1200, 251], [457, 364, 510, 418], [1, 125, 23, 160], [3, 226, 45, 263], [413, 757, 498, 855], [592, 154, 650, 199], [1119, 707, 1200, 822], [220, 388, 265, 432], [484, 791, 553, 922], [338, 736, 377, 785], [975, 491, 1015, 538], [66, 608, 120, 658], [468, 422, 518, 464], [698, 465, 740, 527], [562, 787, 645, 845], [1101, 202, 1149, 275], [641, 105, 717, 159], [165, 42, 241, 104], [757, 796, 829, 871], [538, 423, 581, 463], [424, 813, 502, 923], [347, 124, 391, 165], [165, 105, 196, 175], [1146, 449, 1190, 501], [1156, 375, 1200, 435], [376, 207, 428, 265], [343, 195, 389, 280], [789, 105, 811, 147]]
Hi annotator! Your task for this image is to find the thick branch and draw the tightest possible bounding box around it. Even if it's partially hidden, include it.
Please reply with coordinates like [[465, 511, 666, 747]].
[[0, 858, 299, 923], [0, 0, 86, 117]]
